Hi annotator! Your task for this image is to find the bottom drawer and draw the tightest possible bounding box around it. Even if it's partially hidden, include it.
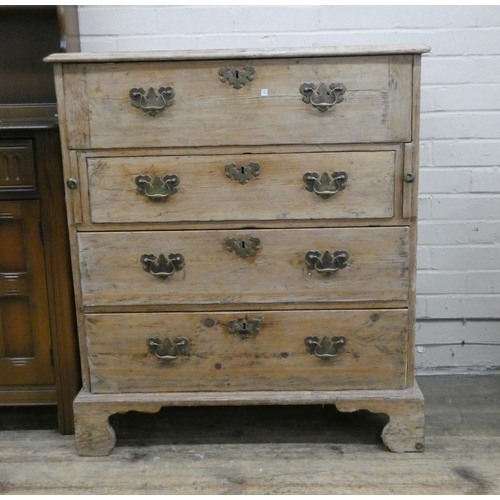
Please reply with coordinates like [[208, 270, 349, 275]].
[[85, 309, 409, 393]]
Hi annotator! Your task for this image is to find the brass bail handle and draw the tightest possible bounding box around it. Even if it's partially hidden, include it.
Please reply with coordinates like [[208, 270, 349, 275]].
[[304, 335, 346, 359], [135, 174, 180, 201], [129, 86, 175, 116], [305, 250, 349, 276], [140, 253, 185, 279], [300, 82, 346, 112], [303, 171, 347, 199], [147, 336, 190, 359]]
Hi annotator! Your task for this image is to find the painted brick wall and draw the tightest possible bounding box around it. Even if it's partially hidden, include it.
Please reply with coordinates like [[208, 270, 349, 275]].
[[77, 5, 500, 372]]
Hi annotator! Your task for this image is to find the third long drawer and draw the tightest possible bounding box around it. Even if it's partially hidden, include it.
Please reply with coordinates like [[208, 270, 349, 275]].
[[78, 226, 410, 307]]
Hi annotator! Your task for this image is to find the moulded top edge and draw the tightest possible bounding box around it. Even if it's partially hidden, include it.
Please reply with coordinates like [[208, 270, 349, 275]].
[[44, 44, 431, 64]]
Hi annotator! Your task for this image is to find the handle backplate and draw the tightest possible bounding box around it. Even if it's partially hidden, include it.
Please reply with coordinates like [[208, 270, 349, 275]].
[[300, 82, 346, 112], [305, 250, 349, 276], [304, 171, 347, 199], [305, 335, 346, 359], [135, 174, 179, 201], [141, 253, 184, 279], [147, 336, 189, 359], [129, 86, 175, 116]]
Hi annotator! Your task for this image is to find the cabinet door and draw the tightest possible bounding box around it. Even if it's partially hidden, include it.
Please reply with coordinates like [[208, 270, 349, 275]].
[[0, 200, 54, 386]]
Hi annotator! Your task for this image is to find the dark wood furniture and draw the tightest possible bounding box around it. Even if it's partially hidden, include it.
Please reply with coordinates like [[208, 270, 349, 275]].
[[0, 6, 81, 434]]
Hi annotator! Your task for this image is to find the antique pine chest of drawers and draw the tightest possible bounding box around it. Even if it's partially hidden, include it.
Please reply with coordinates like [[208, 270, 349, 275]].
[[46, 45, 429, 455]]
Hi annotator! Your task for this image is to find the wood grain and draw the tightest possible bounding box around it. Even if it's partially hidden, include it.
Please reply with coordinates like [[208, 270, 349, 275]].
[[63, 56, 412, 149], [84, 308, 408, 393], [54, 63, 91, 393], [49, 48, 424, 452], [0, 125, 80, 427], [0, 200, 54, 386], [2, 375, 500, 495], [86, 151, 396, 224], [72, 382, 423, 456], [78, 226, 410, 307], [44, 44, 431, 63], [407, 56, 423, 385]]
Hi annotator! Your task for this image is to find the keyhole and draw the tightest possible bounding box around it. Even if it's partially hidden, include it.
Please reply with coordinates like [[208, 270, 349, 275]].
[[240, 166, 245, 174], [235, 69, 240, 79], [242, 321, 247, 330], [241, 240, 246, 249]]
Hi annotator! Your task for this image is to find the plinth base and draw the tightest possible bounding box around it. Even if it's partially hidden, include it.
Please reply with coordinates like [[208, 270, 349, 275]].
[[73, 383, 425, 456]]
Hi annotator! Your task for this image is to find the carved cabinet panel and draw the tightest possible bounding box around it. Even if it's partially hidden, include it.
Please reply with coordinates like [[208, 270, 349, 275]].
[[0, 200, 54, 386]]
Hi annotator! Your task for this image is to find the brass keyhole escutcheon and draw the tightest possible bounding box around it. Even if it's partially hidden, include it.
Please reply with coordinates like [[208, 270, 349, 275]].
[[225, 162, 260, 184], [225, 236, 261, 258], [227, 317, 261, 339], [219, 65, 255, 89]]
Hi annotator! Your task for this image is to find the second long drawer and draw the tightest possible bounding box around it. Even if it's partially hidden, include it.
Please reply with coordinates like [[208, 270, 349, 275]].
[[78, 226, 409, 307], [85, 150, 398, 224]]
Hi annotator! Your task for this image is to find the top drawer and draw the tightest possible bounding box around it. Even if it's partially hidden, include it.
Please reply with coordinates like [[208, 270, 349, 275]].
[[62, 55, 413, 150]]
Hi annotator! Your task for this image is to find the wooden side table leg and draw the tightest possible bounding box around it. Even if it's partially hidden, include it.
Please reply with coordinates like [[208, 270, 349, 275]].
[[73, 393, 115, 456]]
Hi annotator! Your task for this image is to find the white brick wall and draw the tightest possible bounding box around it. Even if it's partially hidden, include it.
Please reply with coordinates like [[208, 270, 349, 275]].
[[77, 6, 500, 372]]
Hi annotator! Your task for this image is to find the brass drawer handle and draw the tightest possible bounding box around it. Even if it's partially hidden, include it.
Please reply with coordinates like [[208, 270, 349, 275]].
[[227, 317, 261, 339], [225, 236, 261, 258], [135, 174, 179, 201], [140, 253, 184, 279], [129, 86, 175, 116], [147, 336, 189, 359], [303, 171, 347, 199], [225, 162, 260, 184], [305, 250, 349, 276], [219, 65, 255, 89], [305, 335, 346, 359], [300, 82, 346, 112]]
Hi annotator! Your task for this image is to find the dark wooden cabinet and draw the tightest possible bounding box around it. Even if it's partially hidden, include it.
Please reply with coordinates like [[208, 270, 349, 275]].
[[0, 7, 80, 433], [0, 197, 54, 388]]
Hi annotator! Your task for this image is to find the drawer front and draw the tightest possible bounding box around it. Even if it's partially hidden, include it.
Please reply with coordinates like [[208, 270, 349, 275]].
[[87, 151, 396, 224], [78, 227, 409, 307], [64, 55, 412, 149], [85, 309, 408, 393]]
